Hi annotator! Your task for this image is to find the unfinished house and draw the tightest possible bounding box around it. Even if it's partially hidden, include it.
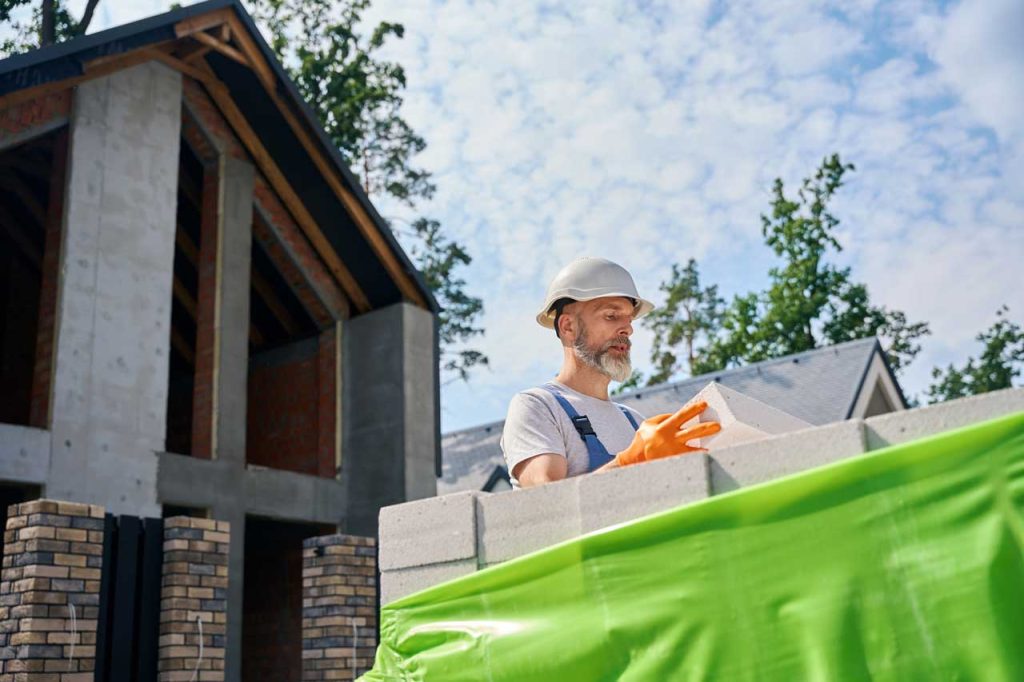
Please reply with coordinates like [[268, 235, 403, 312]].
[[0, 1, 439, 678]]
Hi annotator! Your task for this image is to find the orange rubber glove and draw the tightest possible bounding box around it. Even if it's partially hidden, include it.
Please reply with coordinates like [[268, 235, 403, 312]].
[[614, 400, 721, 467]]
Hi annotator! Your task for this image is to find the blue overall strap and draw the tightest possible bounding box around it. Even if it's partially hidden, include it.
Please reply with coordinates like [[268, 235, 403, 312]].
[[619, 406, 640, 431], [541, 383, 616, 472]]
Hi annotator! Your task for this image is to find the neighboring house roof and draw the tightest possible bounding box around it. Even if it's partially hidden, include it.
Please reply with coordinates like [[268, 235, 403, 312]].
[[439, 337, 906, 494], [0, 0, 438, 314]]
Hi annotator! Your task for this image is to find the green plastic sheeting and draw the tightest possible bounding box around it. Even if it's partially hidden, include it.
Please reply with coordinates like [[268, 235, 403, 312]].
[[362, 413, 1024, 681]]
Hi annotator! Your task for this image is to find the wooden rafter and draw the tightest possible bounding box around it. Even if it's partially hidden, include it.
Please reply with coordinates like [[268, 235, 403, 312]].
[[222, 13, 428, 309], [189, 31, 250, 70], [0, 170, 46, 225], [190, 61, 371, 312], [171, 326, 196, 366], [0, 203, 42, 269]]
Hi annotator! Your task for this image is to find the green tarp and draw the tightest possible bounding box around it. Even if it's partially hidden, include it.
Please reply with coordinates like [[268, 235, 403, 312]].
[[362, 413, 1024, 680]]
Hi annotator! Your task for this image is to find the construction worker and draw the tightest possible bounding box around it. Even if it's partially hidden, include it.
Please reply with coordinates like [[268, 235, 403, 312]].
[[501, 257, 721, 488]]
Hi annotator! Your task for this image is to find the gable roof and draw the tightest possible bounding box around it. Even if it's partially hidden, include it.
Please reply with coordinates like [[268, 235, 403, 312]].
[[0, 0, 438, 315], [439, 337, 905, 494]]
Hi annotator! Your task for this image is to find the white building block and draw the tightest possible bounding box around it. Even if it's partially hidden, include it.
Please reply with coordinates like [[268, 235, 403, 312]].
[[476, 476, 581, 567], [709, 420, 866, 494], [378, 490, 481, 571], [683, 382, 812, 450], [380, 559, 478, 605]]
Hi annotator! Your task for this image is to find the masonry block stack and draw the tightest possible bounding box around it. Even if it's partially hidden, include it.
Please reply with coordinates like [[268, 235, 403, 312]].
[[377, 387, 1024, 604], [0, 499, 104, 682], [301, 534, 378, 681], [158, 517, 229, 682]]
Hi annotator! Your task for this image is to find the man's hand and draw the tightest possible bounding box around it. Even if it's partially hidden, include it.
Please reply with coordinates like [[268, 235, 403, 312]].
[[612, 401, 720, 467]]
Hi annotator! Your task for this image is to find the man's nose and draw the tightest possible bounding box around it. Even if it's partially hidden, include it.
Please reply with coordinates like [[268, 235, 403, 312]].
[[619, 319, 633, 337]]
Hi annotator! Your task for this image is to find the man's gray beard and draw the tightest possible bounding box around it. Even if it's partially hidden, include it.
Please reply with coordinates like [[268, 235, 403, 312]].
[[573, 323, 633, 383]]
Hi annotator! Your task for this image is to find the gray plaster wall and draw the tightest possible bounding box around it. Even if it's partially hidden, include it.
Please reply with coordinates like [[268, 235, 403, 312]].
[[46, 61, 182, 517], [379, 387, 1024, 603], [0, 424, 51, 485], [342, 302, 438, 536]]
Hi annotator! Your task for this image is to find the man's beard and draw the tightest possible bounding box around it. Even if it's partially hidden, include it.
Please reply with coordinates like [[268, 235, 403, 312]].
[[573, 319, 633, 382]]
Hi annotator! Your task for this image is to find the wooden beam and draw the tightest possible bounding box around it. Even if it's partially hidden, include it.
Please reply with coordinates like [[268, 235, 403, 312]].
[[173, 8, 233, 39], [142, 47, 221, 87], [221, 15, 275, 91], [193, 63, 371, 312], [223, 14, 427, 309], [190, 31, 250, 70]]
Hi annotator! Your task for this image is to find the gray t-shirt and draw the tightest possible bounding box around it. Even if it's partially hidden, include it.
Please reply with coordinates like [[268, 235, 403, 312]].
[[500, 381, 645, 487]]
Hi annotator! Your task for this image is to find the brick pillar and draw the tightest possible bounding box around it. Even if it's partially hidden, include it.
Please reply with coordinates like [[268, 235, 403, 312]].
[[316, 324, 340, 479], [301, 534, 378, 681], [0, 499, 104, 682], [158, 517, 229, 682]]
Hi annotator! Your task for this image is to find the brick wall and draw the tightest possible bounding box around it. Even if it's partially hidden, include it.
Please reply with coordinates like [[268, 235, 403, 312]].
[[0, 499, 104, 682], [246, 328, 337, 477], [0, 91, 70, 140], [301, 534, 378, 681], [159, 517, 229, 682], [190, 164, 220, 461]]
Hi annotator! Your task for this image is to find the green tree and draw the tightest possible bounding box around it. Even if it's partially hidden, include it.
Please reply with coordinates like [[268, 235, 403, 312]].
[[1, 0, 99, 54], [927, 306, 1024, 403], [701, 154, 929, 375], [643, 259, 724, 385]]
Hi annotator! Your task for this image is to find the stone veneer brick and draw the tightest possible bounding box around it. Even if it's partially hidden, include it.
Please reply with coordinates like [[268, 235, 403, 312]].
[[158, 517, 229, 682], [301, 535, 378, 681], [0, 499, 104, 682]]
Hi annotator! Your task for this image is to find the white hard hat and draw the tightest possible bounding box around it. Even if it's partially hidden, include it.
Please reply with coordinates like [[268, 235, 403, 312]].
[[536, 257, 655, 329]]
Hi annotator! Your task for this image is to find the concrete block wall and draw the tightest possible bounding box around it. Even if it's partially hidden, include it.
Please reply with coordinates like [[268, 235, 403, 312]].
[[301, 534, 377, 681], [379, 387, 1024, 603], [158, 517, 230, 682], [0, 499, 104, 682]]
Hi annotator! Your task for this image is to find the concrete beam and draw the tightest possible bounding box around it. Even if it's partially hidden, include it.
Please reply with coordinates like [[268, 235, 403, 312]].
[[865, 387, 1024, 450], [243, 466, 346, 524], [0, 424, 50, 484], [47, 61, 182, 517]]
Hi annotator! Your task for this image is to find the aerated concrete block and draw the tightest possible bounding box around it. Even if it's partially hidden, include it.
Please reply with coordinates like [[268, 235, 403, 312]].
[[578, 453, 709, 533], [865, 387, 1024, 450], [709, 420, 866, 494], [476, 476, 581, 567], [684, 382, 812, 450], [380, 559, 478, 605], [378, 490, 480, 571]]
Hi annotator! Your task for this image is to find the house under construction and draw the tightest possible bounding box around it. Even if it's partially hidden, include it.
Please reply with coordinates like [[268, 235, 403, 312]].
[[0, 1, 439, 678]]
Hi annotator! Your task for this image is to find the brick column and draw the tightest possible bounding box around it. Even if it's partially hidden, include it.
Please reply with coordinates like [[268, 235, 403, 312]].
[[158, 517, 229, 682], [0, 499, 104, 682], [301, 534, 378, 681]]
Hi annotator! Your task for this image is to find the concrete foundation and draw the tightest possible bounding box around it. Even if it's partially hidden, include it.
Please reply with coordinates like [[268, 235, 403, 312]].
[[47, 61, 182, 517]]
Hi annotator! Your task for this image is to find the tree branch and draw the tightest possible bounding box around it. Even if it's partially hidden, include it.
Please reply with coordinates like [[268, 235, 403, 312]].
[[77, 0, 102, 35]]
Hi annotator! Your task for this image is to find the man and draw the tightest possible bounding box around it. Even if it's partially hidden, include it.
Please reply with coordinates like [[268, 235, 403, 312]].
[[501, 257, 721, 488]]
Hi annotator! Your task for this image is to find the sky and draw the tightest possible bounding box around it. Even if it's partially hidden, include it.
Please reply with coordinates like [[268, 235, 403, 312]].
[[6, 0, 1023, 432]]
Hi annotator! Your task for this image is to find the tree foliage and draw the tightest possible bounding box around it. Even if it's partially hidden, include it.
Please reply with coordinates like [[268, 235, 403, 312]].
[[927, 306, 1024, 403], [1, 0, 100, 55], [647, 154, 930, 386], [643, 259, 724, 384]]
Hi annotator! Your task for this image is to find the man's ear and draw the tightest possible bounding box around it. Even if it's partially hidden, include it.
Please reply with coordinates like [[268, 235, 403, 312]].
[[558, 310, 575, 342]]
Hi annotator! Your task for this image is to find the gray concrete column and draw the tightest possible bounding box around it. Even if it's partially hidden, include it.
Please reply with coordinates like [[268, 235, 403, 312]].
[[47, 61, 182, 516], [211, 155, 254, 463], [342, 303, 439, 536]]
